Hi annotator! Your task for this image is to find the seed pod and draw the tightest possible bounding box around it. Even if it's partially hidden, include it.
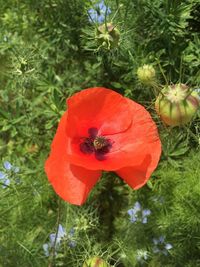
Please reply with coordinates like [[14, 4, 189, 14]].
[[137, 64, 156, 85], [96, 23, 120, 49], [83, 256, 109, 267], [155, 83, 200, 126]]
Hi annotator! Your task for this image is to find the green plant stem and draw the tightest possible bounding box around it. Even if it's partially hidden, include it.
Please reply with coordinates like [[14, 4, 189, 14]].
[[48, 198, 61, 267]]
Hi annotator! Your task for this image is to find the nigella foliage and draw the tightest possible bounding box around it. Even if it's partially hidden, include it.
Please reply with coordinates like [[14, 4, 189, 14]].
[[115, 150, 200, 267], [0, 0, 200, 266]]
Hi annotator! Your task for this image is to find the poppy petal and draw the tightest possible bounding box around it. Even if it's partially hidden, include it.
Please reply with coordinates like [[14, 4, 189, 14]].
[[45, 158, 101, 205], [114, 99, 161, 188], [67, 139, 148, 171], [107, 98, 161, 154], [66, 98, 161, 171], [45, 111, 101, 205], [49, 111, 68, 154], [116, 140, 161, 189], [66, 87, 132, 137]]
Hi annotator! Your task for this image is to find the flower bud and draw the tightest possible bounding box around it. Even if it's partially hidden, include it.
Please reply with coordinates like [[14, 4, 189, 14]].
[[83, 256, 109, 267], [137, 64, 156, 85], [96, 23, 120, 50], [155, 83, 200, 126]]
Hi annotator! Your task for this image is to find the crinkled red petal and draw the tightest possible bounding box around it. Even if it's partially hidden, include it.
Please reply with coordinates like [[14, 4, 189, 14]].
[[45, 112, 101, 205], [66, 87, 132, 137], [66, 97, 161, 171], [116, 141, 161, 189]]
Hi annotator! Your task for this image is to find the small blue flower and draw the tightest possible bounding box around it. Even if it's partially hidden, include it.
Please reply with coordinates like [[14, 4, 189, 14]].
[[142, 209, 151, 224], [49, 233, 57, 247], [159, 236, 165, 243], [2, 178, 10, 188], [136, 250, 148, 262], [88, 0, 111, 23], [153, 238, 159, 245], [68, 227, 76, 248], [44, 224, 66, 257], [69, 227, 75, 237], [50, 224, 66, 247], [134, 201, 141, 211], [127, 202, 141, 223], [153, 236, 172, 255], [128, 202, 151, 224], [142, 217, 147, 224], [43, 225, 76, 257], [127, 211, 137, 223], [0, 171, 10, 188], [68, 240, 76, 248], [0, 161, 20, 188], [165, 243, 173, 250], [3, 161, 12, 170], [3, 161, 20, 173], [0, 171, 6, 179], [43, 243, 49, 257], [58, 224, 67, 238], [13, 166, 20, 173], [152, 246, 160, 254], [142, 209, 151, 216]]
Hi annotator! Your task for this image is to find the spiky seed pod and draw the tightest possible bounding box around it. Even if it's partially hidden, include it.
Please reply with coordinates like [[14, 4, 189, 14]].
[[96, 23, 120, 50], [137, 64, 156, 85], [155, 83, 200, 126], [83, 256, 109, 267]]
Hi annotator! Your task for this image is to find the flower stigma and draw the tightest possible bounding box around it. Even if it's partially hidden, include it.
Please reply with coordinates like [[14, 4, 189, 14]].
[[93, 136, 108, 150], [79, 128, 112, 160]]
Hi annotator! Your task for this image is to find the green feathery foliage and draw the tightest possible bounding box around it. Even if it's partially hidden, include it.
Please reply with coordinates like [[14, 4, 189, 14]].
[[0, 0, 200, 266]]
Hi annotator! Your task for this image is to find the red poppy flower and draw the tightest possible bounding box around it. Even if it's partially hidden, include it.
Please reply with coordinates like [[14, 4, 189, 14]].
[[45, 87, 161, 205]]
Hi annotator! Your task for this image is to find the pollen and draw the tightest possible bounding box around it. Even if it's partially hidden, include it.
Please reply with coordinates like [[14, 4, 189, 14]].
[[80, 129, 112, 157], [93, 136, 108, 150]]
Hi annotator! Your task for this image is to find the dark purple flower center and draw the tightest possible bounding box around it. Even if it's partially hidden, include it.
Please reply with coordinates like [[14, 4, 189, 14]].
[[79, 127, 112, 161]]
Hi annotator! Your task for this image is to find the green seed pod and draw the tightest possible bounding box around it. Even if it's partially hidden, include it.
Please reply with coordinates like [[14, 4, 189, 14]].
[[83, 256, 109, 267], [96, 23, 120, 50], [155, 83, 200, 126], [137, 64, 156, 85]]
